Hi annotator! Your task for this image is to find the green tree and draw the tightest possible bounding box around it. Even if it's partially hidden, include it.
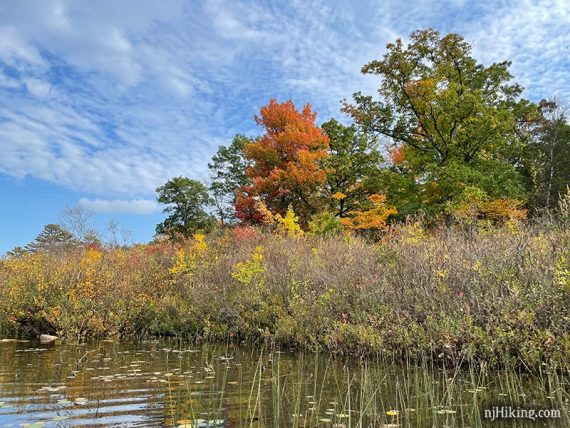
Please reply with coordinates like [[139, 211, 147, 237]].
[[521, 99, 570, 211], [156, 177, 215, 239], [208, 134, 252, 224], [25, 224, 77, 254], [5, 246, 27, 258], [321, 118, 384, 217], [343, 29, 534, 217]]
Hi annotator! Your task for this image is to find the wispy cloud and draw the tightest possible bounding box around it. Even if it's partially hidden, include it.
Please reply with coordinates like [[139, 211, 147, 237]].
[[79, 197, 160, 215], [0, 0, 568, 208]]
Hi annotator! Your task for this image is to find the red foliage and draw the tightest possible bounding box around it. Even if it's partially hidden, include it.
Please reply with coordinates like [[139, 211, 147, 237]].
[[232, 226, 257, 241], [86, 242, 102, 252], [235, 190, 268, 224], [143, 242, 172, 256], [235, 99, 329, 223]]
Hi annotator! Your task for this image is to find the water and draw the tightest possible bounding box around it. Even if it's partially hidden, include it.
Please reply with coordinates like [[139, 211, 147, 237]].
[[0, 339, 567, 427]]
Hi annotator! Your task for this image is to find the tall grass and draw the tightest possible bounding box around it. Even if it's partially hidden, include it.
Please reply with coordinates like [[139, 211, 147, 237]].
[[175, 344, 569, 427], [0, 219, 568, 368]]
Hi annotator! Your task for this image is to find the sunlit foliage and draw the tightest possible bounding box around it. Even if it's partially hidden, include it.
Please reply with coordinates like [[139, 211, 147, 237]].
[[235, 99, 329, 225]]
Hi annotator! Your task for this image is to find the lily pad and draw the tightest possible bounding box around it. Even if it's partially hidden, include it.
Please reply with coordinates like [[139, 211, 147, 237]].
[[52, 416, 69, 421], [178, 419, 224, 428]]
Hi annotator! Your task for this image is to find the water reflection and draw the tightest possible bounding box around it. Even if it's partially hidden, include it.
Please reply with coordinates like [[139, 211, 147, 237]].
[[0, 339, 567, 427]]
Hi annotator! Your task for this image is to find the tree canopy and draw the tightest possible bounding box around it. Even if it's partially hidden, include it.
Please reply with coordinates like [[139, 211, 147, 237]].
[[156, 177, 215, 239], [153, 29, 569, 239], [208, 134, 252, 224], [25, 224, 77, 254], [343, 29, 535, 217], [235, 99, 330, 225], [321, 118, 384, 217]]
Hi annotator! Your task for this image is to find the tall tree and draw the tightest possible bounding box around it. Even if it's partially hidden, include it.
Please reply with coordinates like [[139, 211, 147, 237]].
[[521, 99, 570, 211], [156, 177, 215, 239], [342, 29, 534, 217], [321, 118, 384, 217], [208, 134, 252, 224], [25, 224, 77, 254], [236, 99, 329, 224]]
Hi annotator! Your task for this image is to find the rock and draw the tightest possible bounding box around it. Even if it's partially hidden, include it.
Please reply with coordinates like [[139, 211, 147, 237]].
[[39, 334, 58, 344]]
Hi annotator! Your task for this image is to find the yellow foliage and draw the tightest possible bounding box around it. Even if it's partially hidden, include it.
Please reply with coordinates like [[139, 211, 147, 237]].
[[275, 206, 304, 238], [169, 234, 208, 275], [453, 192, 526, 224], [555, 254, 570, 291], [170, 249, 189, 274], [255, 200, 274, 224], [481, 198, 527, 222], [340, 194, 397, 230], [437, 269, 449, 279], [232, 246, 265, 285], [401, 222, 427, 245], [77, 248, 103, 298], [332, 192, 347, 200], [192, 233, 208, 253]]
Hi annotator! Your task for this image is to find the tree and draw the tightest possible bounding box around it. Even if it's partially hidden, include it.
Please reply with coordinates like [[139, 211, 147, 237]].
[[521, 99, 570, 211], [156, 177, 215, 239], [236, 99, 329, 224], [5, 246, 27, 258], [342, 29, 534, 217], [59, 204, 96, 242], [25, 224, 77, 254], [320, 118, 384, 217], [208, 134, 252, 224], [340, 194, 397, 238]]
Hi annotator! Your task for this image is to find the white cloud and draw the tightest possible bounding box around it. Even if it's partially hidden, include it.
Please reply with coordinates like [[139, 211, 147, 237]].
[[0, 72, 20, 89], [23, 78, 53, 97], [0, 0, 568, 207], [463, 0, 570, 101], [204, 0, 262, 40], [78, 198, 160, 214]]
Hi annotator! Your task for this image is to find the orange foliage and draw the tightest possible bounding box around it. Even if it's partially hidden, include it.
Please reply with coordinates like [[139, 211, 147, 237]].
[[389, 145, 406, 165], [340, 194, 397, 230], [481, 198, 527, 222], [236, 99, 329, 223]]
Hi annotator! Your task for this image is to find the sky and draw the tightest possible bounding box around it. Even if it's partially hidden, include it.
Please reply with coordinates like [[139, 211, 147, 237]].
[[1, 0, 569, 253]]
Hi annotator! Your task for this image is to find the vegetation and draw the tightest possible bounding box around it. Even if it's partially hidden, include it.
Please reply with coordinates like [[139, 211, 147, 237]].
[[1, 217, 569, 369], [1, 340, 567, 427], [164, 30, 569, 234], [156, 177, 215, 239], [1, 29, 569, 373]]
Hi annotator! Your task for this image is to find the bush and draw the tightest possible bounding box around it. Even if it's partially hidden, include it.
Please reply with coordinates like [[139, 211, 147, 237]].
[[1, 221, 569, 368]]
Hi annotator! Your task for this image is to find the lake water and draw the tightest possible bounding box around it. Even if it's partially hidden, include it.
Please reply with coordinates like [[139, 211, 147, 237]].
[[0, 339, 567, 427]]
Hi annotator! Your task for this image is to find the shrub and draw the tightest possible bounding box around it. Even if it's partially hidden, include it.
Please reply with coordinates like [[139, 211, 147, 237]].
[[1, 220, 568, 368]]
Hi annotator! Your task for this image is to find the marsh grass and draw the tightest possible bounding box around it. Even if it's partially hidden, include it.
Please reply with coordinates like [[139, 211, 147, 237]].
[[1, 220, 569, 370], [0, 339, 567, 427], [179, 345, 569, 427]]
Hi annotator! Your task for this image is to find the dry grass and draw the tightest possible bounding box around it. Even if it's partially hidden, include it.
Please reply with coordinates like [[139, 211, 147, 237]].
[[1, 220, 569, 368]]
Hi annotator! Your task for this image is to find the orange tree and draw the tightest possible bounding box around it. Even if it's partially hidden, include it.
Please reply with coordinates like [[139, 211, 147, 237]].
[[235, 99, 329, 225]]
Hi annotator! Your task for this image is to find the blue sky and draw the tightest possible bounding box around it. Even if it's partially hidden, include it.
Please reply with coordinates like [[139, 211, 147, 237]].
[[1, 0, 569, 253]]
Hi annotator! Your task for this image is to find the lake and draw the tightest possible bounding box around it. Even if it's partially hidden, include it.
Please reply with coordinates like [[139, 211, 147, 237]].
[[0, 339, 567, 427]]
